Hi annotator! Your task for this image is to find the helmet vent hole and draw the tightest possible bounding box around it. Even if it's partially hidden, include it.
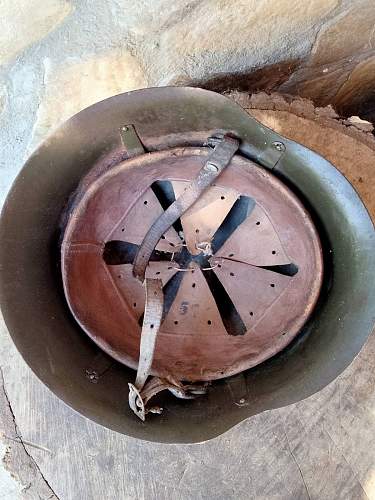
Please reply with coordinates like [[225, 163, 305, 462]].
[[144, 200, 148, 205], [207, 320, 212, 325]]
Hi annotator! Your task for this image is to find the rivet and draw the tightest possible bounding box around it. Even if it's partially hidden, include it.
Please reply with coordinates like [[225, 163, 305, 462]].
[[204, 162, 219, 172], [273, 141, 285, 152]]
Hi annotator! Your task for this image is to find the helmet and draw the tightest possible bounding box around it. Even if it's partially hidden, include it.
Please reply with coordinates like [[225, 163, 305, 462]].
[[1, 87, 374, 440]]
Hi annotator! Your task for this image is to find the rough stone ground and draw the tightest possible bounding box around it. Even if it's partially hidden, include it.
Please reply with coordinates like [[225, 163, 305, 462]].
[[1, 1, 375, 498]]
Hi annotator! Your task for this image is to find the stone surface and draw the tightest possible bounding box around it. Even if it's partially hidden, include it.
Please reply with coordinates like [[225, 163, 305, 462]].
[[31, 51, 147, 149], [0, 0, 72, 66], [334, 56, 375, 116], [277, 0, 375, 113], [0, 442, 21, 500], [123, 0, 375, 116], [194, 59, 301, 94], [309, 1, 375, 67], [0, 0, 374, 121], [0, 368, 57, 499], [280, 61, 353, 106], [347, 116, 374, 133], [0, 83, 6, 115], [128, 0, 339, 85]]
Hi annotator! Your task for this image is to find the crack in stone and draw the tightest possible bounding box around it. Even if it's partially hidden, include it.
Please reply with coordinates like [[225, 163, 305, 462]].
[[0, 367, 59, 499], [3, 435, 53, 455], [324, 427, 370, 500], [282, 424, 311, 500]]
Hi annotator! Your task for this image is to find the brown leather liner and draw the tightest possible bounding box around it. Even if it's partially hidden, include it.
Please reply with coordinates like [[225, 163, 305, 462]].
[[62, 147, 323, 382]]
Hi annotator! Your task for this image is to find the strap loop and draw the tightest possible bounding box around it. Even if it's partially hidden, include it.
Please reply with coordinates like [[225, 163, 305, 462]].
[[128, 135, 240, 419], [133, 136, 240, 281], [128, 278, 163, 419]]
